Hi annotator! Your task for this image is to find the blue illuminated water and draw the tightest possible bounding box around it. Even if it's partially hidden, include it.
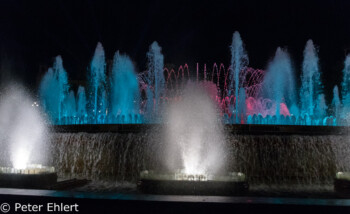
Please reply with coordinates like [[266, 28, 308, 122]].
[[341, 55, 350, 115], [230, 31, 248, 124], [88, 42, 107, 123], [110, 51, 140, 124], [261, 47, 297, 122], [38, 32, 350, 126], [76, 86, 87, 119], [300, 40, 323, 118], [332, 86, 341, 119], [39, 56, 69, 123], [145, 41, 165, 122]]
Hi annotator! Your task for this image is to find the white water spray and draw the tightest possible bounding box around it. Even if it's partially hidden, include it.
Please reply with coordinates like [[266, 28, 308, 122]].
[[0, 85, 48, 169], [165, 83, 226, 175]]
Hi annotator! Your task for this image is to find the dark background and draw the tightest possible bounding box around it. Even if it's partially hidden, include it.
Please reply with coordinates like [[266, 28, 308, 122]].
[[0, 0, 350, 101]]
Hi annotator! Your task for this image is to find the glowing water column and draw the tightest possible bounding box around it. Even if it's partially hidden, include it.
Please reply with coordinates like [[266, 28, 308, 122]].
[[300, 40, 323, 117], [262, 47, 296, 121], [76, 86, 87, 120], [110, 51, 140, 123], [88, 42, 107, 122], [165, 84, 225, 175], [39, 68, 58, 121], [332, 85, 341, 119], [39, 56, 69, 124], [54, 56, 69, 121], [146, 41, 165, 117], [0, 86, 48, 169], [63, 90, 77, 119], [341, 55, 350, 118], [230, 31, 248, 123]]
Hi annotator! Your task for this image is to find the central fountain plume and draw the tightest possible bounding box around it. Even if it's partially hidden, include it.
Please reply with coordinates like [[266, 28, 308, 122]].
[[165, 83, 226, 175], [137, 83, 247, 195]]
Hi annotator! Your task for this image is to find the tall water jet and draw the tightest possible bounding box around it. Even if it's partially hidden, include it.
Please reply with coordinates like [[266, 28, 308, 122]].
[[145, 86, 154, 121], [165, 83, 226, 175], [39, 56, 69, 124], [237, 87, 246, 123], [99, 90, 108, 123], [230, 31, 248, 123], [332, 85, 341, 119], [36, 34, 350, 126], [63, 90, 77, 119], [146, 41, 165, 116], [300, 40, 323, 117], [315, 94, 327, 122], [261, 47, 296, 120], [88, 42, 107, 122], [0, 85, 48, 169], [76, 86, 87, 119], [341, 54, 350, 118], [110, 51, 140, 121], [54, 56, 69, 121], [39, 68, 59, 122]]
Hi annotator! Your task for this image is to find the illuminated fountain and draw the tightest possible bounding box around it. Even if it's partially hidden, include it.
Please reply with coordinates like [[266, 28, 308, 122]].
[[22, 30, 350, 199], [341, 55, 350, 119], [164, 84, 225, 175], [259, 47, 296, 122], [34, 31, 350, 194], [137, 84, 248, 195], [110, 51, 140, 124], [300, 40, 323, 119], [39, 56, 69, 124], [229, 31, 248, 124], [37, 31, 350, 126], [0, 85, 57, 189]]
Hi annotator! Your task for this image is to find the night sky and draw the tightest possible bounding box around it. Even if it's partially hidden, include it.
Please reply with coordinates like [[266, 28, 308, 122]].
[[1, 0, 350, 101]]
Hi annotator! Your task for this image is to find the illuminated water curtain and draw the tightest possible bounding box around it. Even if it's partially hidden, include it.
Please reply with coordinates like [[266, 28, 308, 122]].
[[39, 32, 350, 126]]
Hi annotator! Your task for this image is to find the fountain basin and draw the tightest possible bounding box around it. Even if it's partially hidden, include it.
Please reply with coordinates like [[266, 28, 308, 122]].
[[137, 170, 249, 196], [334, 172, 350, 195], [0, 164, 57, 189]]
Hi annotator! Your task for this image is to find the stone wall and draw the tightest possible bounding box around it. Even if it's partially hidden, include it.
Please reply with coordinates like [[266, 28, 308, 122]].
[[49, 125, 350, 185]]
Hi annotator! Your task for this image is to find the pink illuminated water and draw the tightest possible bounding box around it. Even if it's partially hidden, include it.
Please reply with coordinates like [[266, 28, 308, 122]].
[[40, 35, 346, 126], [154, 63, 274, 122]]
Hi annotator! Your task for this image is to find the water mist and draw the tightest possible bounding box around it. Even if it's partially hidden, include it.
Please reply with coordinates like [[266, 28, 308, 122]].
[[0, 85, 49, 169], [164, 83, 226, 175]]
